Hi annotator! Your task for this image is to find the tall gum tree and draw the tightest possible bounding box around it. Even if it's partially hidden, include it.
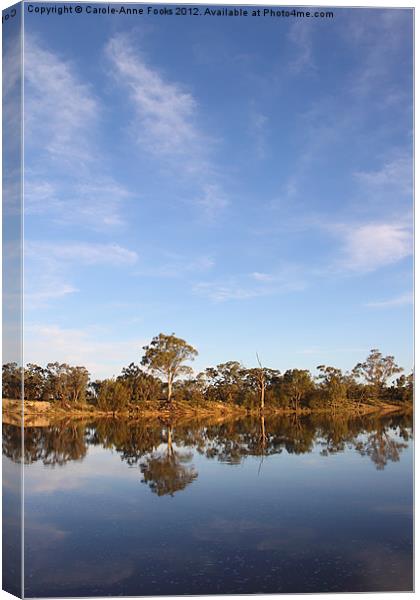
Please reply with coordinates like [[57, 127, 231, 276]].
[[141, 333, 198, 404], [352, 349, 403, 402], [244, 353, 267, 412]]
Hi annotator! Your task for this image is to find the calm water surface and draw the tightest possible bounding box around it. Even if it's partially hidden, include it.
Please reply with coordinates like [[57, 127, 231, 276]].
[[3, 413, 413, 596]]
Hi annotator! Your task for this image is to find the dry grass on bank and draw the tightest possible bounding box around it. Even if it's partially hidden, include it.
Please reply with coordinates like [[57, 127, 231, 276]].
[[2, 397, 411, 429]]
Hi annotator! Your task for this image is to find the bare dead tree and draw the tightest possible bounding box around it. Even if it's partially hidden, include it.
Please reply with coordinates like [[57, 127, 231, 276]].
[[256, 352, 266, 412]]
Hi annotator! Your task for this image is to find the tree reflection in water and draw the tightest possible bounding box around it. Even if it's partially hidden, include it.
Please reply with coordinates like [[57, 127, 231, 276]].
[[3, 421, 88, 466], [139, 426, 198, 496], [354, 427, 408, 470], [2, 412, 413, 494]]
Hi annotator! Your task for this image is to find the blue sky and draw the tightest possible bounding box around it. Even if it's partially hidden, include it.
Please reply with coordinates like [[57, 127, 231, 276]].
[[21, 5, 413, 379]]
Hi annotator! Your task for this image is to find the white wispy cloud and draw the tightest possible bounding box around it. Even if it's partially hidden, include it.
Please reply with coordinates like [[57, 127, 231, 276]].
[[25, 241, 138, 308], [354, 155, 412, 196], [274, 10, 411, 220], [251, 272, 275, 283], [194, 270, 305, 302], [336, 222, 412, 273], [26, 241, 138, 266], [3, 33, 21, 104], [106, 33, 199, 157], [195, 184, 229, 220], [194, 282, 267, 302], [346, 11, 411, 101], [25, 177, 132, 229], [288, 21, 316, 75], [3, 31, 22, 219], [3, 174, 21, 218], [105, 33, 229, 219], [3, 32, 21, 150], [25, 36, 132, 229], [25, 324, 147, 380], [365, 293, 413, 309], [264, 99, 353, 217], [248, 108, 268, 160], [26, 283, 79, 307], [253, 215, 412, 281], [135, 254, 214, 278], [25, 36, 98, 167]]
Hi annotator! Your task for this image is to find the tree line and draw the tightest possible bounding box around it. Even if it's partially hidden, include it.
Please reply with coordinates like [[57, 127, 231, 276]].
[[2, 333, 413, 412]]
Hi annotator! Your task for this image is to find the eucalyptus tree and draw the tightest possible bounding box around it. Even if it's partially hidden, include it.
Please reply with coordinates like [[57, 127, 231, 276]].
[[282, 369, 313, 411], [352, 349, 403, 401], [23, 364, 46, 401], [245, 353, 267, 411], [141, 333, 198, 404], [118, 362, 162, 404], [96, 379, 131, 414], [316, 365, 349, 410], [66, 366, 90, 404], [2, 362, 22, 400], [43, 363, 90, 404], [388, 372, 413, 405], [203, 361, 246, 404]]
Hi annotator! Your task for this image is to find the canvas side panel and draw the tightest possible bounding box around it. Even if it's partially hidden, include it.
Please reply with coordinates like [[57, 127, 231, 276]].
[[2, 3, 23, 598]]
